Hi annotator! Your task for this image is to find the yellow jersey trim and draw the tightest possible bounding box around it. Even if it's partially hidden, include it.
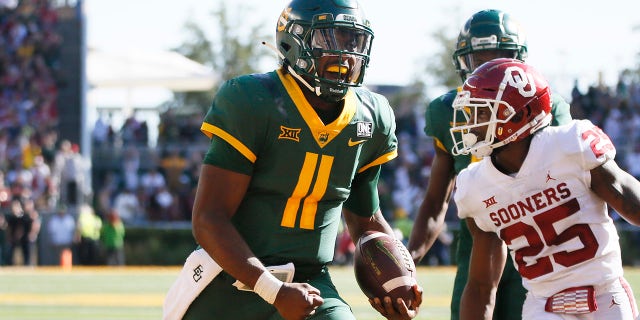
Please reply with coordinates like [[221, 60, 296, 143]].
[[358, 150, 398, 173], [434, 138, 448, 153], [201, 122, 257, 163]]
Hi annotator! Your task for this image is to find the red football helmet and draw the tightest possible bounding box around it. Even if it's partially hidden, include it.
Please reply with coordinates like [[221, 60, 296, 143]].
[[450, 58, 552, 157]]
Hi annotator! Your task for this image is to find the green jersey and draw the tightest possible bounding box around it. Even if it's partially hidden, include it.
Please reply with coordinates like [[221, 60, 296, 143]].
[[200, 69, 398, 273]]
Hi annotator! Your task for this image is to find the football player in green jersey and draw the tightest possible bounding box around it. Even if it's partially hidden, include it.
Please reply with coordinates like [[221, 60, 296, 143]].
[[407, 9, 572, 320], [172, 0, 422, 319]]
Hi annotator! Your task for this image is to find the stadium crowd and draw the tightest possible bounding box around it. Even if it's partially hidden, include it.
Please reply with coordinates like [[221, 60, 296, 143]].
[[0, 0, 127, 266], [1, 0, 640, 267]]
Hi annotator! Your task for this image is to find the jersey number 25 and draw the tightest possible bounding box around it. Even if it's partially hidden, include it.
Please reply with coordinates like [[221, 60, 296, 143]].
[[500, 198, 599, 279]]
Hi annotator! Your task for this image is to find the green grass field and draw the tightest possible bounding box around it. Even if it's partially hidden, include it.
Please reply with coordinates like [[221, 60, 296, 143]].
[[1, 266, 640, 319]]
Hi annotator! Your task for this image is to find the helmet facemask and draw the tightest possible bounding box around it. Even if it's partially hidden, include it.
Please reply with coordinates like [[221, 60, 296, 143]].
[[455, 49, 519, 81], [450, 90, 517, 158], [452, 9, 528, 81], [450, 59, 552, 158], [306, 26, 372, 102]]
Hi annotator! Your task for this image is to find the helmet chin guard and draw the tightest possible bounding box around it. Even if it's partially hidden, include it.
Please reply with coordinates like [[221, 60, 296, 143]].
[[461, 133, 493, 158]]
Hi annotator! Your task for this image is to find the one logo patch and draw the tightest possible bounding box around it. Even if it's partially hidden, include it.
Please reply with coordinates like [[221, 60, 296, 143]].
[[356, 121, 373, 138]]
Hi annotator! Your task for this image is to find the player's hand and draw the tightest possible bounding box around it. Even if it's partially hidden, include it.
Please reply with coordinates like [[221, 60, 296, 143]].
[[273, 282, 324, 320], [369, 284, 423, 320]]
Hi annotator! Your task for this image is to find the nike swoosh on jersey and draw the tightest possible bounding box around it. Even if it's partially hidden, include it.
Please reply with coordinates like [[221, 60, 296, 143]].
[[348, 138, 367, 146]]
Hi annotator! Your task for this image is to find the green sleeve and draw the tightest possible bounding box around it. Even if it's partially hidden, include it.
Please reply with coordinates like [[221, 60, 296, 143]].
[[200, 73, 275, 173], [344, 91, 395, 217], [203, 135, 254, 175], [424, 89, 457, 143], [353, 89, 398, 172], [425, 89, 471, 173], [343, 165, 381, 217], [550, 93, 572, 126]]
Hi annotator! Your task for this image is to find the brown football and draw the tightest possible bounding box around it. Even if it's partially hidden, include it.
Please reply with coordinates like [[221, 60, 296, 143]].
[[354, 231, 417, 306]]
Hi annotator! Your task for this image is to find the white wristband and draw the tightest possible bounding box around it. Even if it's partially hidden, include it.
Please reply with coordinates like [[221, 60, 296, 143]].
[[254, 271, 283, 304]]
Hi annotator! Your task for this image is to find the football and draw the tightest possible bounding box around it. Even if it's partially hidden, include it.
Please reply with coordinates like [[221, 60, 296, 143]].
[[354, 231, 417, 306]]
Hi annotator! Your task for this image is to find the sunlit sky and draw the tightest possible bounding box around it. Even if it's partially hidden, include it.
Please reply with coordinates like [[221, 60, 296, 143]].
[[85, 0, 640, 102]]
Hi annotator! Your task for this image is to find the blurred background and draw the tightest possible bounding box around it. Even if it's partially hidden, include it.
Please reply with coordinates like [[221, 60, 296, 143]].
[[0, 0, 639, 268]]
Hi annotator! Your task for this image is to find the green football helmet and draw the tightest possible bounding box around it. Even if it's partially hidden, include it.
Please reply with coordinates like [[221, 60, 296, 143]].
[[453, 9, 528, 81], [275, 0, 374, 102]]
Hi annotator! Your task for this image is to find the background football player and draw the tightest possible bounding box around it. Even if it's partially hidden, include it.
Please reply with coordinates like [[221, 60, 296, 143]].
[[407, 9, 572, 320], [453, 58, 640, 320], [164, 0, 422, 319]]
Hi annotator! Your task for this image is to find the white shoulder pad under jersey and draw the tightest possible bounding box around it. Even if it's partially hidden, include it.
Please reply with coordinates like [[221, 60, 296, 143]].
[[454, 119, 622, 297]]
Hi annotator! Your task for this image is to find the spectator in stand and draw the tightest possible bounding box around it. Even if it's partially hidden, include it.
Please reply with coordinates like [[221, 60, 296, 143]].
[[5, 197, 37, 265], [113, 187, 142, 225], [30, 154, 52, 210], [120, 115, 140, 146], [0, 131, 8, 171], [0, 212, 6, 265], [92, 115, 113, 147], [0, 1, 61, 167], [5, 138, 23, 175], [174, 149, 204, 220], [136, 120, 149, 146], [159, 149, 186, 193], [47, 204, 76, 265], [150, 185, 177, 221], [21, 134, 42, 170], [6, 164, 27, 200], [76, 204, 102, 265], [21, 197, 40, 264], [120, 145, 140, 192], [53, 140, 85, 207], [95, 171, 119, 216], [603, 104, 626, 152], [101, 208, 125, 266], [139, 167, 166, 198], [40, 130, 58, 167], [0, 171, 10, 211]]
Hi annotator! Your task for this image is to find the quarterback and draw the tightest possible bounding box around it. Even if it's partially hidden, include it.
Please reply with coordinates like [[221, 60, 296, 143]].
[[407, 9, 571, 320], [453, 58, 640, 320], [163, 0, 421, 319]]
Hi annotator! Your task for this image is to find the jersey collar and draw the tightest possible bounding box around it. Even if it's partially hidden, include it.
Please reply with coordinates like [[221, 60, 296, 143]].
[[276, 69, 356, 148]]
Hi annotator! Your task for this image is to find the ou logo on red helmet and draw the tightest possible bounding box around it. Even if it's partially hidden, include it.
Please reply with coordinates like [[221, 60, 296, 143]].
[[503, 66, 536, 98]]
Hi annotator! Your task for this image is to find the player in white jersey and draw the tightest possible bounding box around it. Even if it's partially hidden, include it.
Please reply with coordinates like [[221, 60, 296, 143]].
[[449, 58, 640, 320]]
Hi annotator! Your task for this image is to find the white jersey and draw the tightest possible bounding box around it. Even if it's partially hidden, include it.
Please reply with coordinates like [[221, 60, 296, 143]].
[[454, 119, 622, 298]]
